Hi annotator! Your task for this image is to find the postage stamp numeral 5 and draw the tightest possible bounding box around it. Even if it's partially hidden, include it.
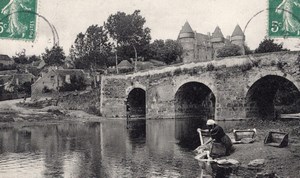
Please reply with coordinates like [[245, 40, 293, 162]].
[[269, 0, 300, 37], [0, 0, 38, 41]]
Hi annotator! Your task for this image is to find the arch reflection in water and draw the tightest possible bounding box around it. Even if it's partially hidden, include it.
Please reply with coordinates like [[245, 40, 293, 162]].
[[0, 120, 201, 177]]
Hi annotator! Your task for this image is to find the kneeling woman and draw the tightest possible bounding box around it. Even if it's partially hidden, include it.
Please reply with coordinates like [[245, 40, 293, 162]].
[[206, 119, 234, 157]]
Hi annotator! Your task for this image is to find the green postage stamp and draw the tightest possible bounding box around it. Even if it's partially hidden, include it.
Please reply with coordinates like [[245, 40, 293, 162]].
[[269, 0, 300, 37], [0, 0, 37, 40]]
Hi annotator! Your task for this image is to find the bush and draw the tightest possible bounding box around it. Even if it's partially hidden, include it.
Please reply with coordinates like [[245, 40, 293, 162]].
[[17, 82, 32, 95], [240, 63, 253, 72], [173, 68, 181, 75], [87, 105, 102, 116], [206, 63, 215, 71], [277, 60, 286, 70], [59, 75, 87, 92], [217, 44, 243, 58], [254, 38, 288, 54]]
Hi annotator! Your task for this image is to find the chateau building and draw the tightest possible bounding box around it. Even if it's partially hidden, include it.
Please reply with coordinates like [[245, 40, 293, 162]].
[[178, 21, 245, 63]]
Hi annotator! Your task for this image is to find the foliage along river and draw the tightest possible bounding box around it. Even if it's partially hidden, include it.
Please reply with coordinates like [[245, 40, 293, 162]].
[[0, 118, 209, 178]]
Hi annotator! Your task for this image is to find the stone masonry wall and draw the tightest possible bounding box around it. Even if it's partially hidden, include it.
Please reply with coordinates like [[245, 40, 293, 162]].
[[101, 51, 300, 120]]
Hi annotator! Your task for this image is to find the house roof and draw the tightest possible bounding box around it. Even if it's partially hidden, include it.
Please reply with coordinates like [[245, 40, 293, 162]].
[[12, 73, 35, 83], [180, 21, 194, 33], [117, 60, 133, 69], [0, 70, 18, 75], [212, 26, 224, 38], [0, 55, 11, 61], [0, 75, 13, 84], [232, 24, 244, 37], [37, 60, 46, 69]]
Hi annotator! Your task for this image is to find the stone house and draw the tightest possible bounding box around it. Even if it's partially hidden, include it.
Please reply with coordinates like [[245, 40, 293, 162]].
[[31, 67, 89, 100], [11, 73, 35, 86], [0, 72, 35, 100], [0, 71, 35, 87], [178, 21, 245, 63], [0, 54, 14, 66]]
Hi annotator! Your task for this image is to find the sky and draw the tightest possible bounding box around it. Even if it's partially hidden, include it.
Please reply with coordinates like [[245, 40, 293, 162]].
[[1, 0, 300, 57]]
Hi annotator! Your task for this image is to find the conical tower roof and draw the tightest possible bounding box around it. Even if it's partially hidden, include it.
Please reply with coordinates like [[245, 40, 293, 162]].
[[232, 24, 244, 37], [212, 26, 224, 38], [181, 21, 194, 33]]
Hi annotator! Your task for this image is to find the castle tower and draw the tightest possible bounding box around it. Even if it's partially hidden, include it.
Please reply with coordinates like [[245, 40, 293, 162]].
[[211, 26, 225, 58], [178, 21, 196, 63], [231, 24, 245, 55]]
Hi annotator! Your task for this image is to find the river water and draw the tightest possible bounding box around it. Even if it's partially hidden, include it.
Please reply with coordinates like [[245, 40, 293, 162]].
[[0, 118, 212, 178]]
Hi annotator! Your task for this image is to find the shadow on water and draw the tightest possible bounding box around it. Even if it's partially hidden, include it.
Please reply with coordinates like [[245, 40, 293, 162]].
[[174, 118, 245, 150], [0, 119, 203, 177], [175, 117, 207, 150], [127, 119, 146, 142]]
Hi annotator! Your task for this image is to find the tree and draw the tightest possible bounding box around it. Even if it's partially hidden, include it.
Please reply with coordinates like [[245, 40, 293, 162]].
[[105, 10, 151, 70], [13, 49, 28, 64], [42, 46, 66, 66], [59, 75, 87, 92], [244, 44, 253, 55], [13, 55, 28, 64], [70, 25, 112, 70], [147, 39, 183, 64], [254, 38, 288, 54], [217, 44, 243, 58], [17, 82, 32, 96], [28, 55, 41, 63], [13, 50, 40, 64]]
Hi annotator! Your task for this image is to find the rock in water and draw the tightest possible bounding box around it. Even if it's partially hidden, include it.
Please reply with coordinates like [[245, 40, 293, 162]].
[[248, 159, 265, 167], [217, 159, 239, 166], [256, 171, 279, 178]]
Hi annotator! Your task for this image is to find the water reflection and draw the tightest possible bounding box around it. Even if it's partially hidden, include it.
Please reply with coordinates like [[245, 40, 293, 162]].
[[0, 119, 202, 178], [175, 118, 207, 149]]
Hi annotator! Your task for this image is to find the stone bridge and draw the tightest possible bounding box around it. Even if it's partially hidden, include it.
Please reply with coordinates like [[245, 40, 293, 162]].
[[100, 51, 300, 121]]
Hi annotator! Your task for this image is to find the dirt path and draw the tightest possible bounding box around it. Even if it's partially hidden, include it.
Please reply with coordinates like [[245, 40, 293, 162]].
[[0, 98, 41, 114]]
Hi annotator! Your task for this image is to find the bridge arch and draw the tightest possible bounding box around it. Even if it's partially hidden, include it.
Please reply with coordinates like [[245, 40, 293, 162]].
[[174, 81, 215, 149], [126, 87, 146, 118], [245, 74, 300, 119], [126, 83, 146, 96], [174, 81, 216, 120], [174, 78, 217, 96], [247, 70, 300, 91]]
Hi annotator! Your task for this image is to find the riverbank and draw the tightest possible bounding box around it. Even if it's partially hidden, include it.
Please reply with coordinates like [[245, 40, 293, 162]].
[[0, 98, 104, 122], [197, 119, 300, 177], [230, 119, 300, 177]]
